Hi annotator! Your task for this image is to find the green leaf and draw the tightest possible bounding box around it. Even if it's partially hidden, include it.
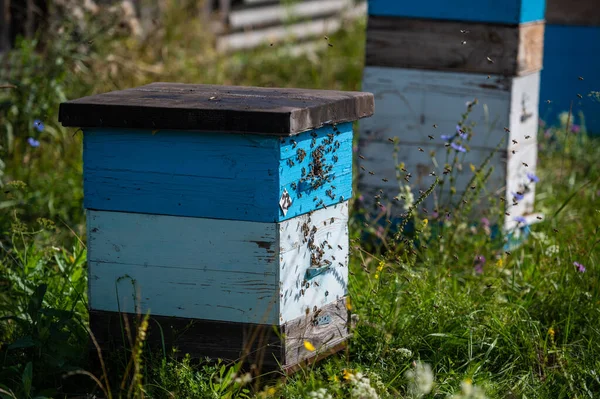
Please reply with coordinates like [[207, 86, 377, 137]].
[[22, 362, 32, 397], [7, 336, 37, 350]]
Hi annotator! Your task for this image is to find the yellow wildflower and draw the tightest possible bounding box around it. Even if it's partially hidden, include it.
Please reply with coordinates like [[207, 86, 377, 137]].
[[470, 163, 476, 172], [548, 327, 555, 340], [399, 162, 405, 170], [377, 260, 385, 272], [422, 219, 428, 228], [329, 375, 339, 383], [496, 258, 503, 268], [303, 341, 316, 352], [342, 369, 354, 380]]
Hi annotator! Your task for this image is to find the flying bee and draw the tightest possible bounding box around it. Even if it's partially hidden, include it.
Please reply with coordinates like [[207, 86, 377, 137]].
[[536, 216, 543, 220], [453, 255, 459, 261], [512, 139, 518, 144], [388, 137, 395, 143], [428, 135, 434, 140], [487, 75, 491, 79], [470, 185, 476, 189], [504, 127, 510, 133], [577, 94, 583, 99], [522, 162, 528, 167], [460, 29, 470, 34], [512, 150, 517, 154], [433, 124, 438, 128], [430, 171, 437, 176], [461, 40, 467, 45], [546, 99, 552, 104], [393, 196, 400, 201], [505, 251, 511, 255], [578, 76, 584, 80], [359, 155, 365, 160], [328, 43, 334, 47], [401, 167, 407, 172], [369, 171, 375, 175], [418, 147, 424, 152], [553, 228, 559, 233], [525, 135, 531, 139], [382, 178, 389, 182], [422, 208, 428, 214], [291, 140, 297, 148], [360, 166, 366, 171], [505, 212, 510, 216], [337, 245, 343, 250], [387, 219, 392, 224], [486, 56, 494, 64]]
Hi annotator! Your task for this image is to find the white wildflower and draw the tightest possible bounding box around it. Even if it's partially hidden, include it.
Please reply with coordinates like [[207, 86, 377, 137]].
[[233, 372, 252, 385], [545, 244, 560, 257], [399, 185, 414, 211], [405, 361, 434, 398], [349, 372, 379, 399], [449, 380, 488, 399], [393, 348, 413, 359], [308, 387, 332, 399]]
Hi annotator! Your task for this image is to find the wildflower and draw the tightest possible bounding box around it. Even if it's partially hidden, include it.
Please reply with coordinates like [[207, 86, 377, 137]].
[[393, 348, 413, 358], [481, 217, 490, 227], [514, 216, 527, 224], [441, 134, 453, 141], [27, 137, 40, 147], [545, 245, 559, 256], [474, 255, 486, 274], [329, 374, 339, 383], [377, 260, 385, 272], [422, 218, 428, 228], [574, 261, 586, 273], [548, 327, 555, 340], [527, 172, 539, 183], [451, 142, 467, 153], [33, 119, 44, 132], [348, 372, 379, 399], [457, 125, 468, 139], [304, 341, 316, 352], [470, 164, 476, 172], [511, 191, 524, 201], [571, 124, 581, 133], [343, 369, 354, 381], [496, 258, 503, 268], [405, 361, 434, 397], [234, 373, 252, 385], [308, 388, 332, 399], [358, 195, 364, 202]]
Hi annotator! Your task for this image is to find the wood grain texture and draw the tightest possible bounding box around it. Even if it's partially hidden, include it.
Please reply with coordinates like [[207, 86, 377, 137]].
[[540, 25, 600, 134], [279, 201, 349, 323], [87, 210, 280, 324], [59, 82, 374, 135], [83, 123, 353, 223], [282, 297, 349, 368], [87, 202, 349, 325], [367, 0, 546, 24], [358, 67, 540, 224], [88, 297, 349, 372], [366, 16, 544, 76], [545, 0, 600, 26]]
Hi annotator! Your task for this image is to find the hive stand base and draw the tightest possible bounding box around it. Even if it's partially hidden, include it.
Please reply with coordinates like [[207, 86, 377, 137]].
[[87, 298, 350, 375]]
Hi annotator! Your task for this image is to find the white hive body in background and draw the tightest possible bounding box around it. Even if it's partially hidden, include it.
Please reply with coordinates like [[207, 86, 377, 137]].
[[59, 83, 374, 373], [359, 0, 546, 232]]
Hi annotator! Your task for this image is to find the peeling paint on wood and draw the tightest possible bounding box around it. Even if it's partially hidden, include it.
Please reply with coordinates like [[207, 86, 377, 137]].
[[87, 202, 349, 325], [83, 123, 353, 223], [358, 66, 540, 223]]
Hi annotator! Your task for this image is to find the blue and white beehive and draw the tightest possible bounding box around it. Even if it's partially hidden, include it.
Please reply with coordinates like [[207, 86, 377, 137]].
[[59, 83, 374, 372], [359, 0, 546, 231], [541, 0, 600, 134]]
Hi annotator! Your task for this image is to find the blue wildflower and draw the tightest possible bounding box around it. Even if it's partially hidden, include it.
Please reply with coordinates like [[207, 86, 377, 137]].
[[451, 142, 466, 153], [527, 172, 539, 183], [514, 216, 527, 224], [441, 134, 453, 141], [33, 119, 44, 132], [511, 191, 524, 201], [28, 137, 40, 147], [457, 125, 468, 139]]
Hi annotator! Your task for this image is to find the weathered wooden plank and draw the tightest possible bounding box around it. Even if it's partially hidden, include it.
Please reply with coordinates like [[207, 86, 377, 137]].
[[358, 67, 541, 222], [59, 82, 374, 135], [539, 25, 600, 134], [367, 0, 546, 24], [282, 297, 349, 368], [279, 201, 349, 323], [88, 309, 284, 369], [216, 14, 343, 52], [228, 0, 351, 29], [87, 202, 349, 325], [545, 0, 600, 26], [82, 123, 353, 223], [366, 17, 544, 76], [87, 210, 281, 324], [88, 297, 348, 372], [359, 67, 540, 149]]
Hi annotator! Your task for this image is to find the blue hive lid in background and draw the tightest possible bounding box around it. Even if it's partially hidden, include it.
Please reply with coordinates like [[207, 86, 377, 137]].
[[58, 82, 375, 135]]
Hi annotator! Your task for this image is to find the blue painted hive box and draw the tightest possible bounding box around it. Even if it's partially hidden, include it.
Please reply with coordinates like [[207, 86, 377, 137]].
[[59, 83, 374, 373]]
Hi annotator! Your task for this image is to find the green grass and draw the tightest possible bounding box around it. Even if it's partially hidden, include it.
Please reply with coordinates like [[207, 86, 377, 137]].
[[1, 3, 599, 398]]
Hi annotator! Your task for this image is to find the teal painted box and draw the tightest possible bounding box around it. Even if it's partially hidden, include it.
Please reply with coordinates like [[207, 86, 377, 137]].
[[59, 83, 374, 372]]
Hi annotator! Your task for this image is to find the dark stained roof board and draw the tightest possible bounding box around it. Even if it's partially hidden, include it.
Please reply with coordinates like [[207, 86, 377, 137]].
[[58, 82, 375, 136]]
